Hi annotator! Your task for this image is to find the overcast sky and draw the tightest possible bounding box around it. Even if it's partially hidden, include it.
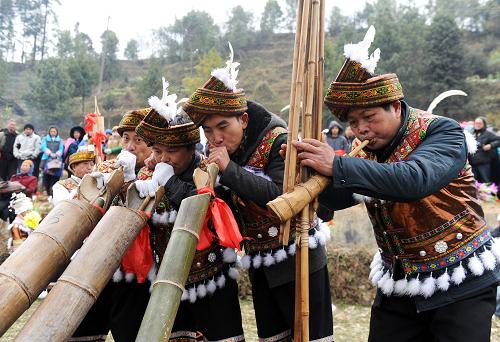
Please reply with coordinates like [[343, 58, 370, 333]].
[[54, 0, 369, 58]]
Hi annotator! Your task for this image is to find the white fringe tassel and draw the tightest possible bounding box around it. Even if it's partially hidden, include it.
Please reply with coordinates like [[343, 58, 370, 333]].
[[241, 255, 251, 269], [393, 277, 408, 296], [491, 238, 500, 262], [378, 271, 394, 296], [436, 270, 450, 291], [407, 275, 421, 297], [467, 253, 484, 276], [369, 244, 499, 297], [223, 248, 237, 263], [420, 274, 436, 298], [451, 262, 466, 285], [181, 271, 231, 304]]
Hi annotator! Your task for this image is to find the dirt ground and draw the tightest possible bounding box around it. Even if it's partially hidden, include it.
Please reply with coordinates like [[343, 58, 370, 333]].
[[2, 299, 499, 341]]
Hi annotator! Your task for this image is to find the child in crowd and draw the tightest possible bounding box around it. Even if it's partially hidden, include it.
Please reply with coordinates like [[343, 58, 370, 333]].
[[7, 192, 41, 254]]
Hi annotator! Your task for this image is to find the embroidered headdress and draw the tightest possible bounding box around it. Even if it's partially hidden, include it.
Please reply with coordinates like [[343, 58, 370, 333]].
[[324, 26, 404, 122], [117, 108, 151, 136], [183, 42, 248, 126], [135, 78, 200, 147], [68, 146, 95, 169]]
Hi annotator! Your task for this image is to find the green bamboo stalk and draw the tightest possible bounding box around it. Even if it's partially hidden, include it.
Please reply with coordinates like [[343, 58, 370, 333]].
[[136, 193, 211, 342]]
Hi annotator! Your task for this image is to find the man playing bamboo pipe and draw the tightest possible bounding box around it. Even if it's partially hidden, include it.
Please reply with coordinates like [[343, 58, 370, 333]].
[[52, 147, 95, 204], [132, 79, 245, 341], [71, 108, 155, 342], [289, 26, 500, 342], [184, 44, 334, 341]]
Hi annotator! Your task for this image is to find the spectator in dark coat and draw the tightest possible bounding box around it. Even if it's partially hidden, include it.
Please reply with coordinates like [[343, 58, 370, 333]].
[[344, 125, 356, 149], [64, 126, 85, 168], [469, 117, 500, 183], [325, 120, 350, 155], [0, 120, 18, 180]]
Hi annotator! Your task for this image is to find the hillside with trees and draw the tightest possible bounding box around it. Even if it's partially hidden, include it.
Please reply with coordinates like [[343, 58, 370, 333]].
[[0, 0, 498, 134]]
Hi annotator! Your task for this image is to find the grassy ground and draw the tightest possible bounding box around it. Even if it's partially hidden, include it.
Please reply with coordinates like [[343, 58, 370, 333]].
[[3, 299, 499, 341]]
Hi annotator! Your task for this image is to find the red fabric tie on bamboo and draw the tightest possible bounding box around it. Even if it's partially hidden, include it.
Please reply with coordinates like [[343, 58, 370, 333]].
[[196, 187, 243, 251], [84, 112, 97, 133], [92, 203, 106, 216], [93, 130, 107, 161], [121, 223, 154, 283]]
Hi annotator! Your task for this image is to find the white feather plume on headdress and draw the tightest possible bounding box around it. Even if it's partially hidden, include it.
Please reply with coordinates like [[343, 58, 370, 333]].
[[211, 42, 240, 92], [148, 77, 178, 122], [343, 25, 381, 75]]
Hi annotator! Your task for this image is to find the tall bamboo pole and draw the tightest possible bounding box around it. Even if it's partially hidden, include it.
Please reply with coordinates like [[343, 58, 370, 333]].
[[280, 0, 310, 246], [313, 0, 325, 142], [294, 0, 321, 338]]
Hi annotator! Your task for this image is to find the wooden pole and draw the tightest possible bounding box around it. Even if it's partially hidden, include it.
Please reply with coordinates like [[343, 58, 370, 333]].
[[97, 16, 110, 96], [136, 193, 211, 341]]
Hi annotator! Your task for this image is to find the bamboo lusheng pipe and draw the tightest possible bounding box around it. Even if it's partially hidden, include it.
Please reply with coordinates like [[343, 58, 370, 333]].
[[136, 164, 218, 341], [136, 193, 212, 342], [15, 205, 151, 342], [268, 140, 369, 224], [0, 168, 123, 336], [0, 200, 103, 336], [280, 0, 310, 246], [294, 0, 322, 338]]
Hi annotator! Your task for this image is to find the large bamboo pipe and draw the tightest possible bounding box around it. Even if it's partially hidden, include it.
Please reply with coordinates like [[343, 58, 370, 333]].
[[0, 200, 102, 336], [15, 205, 151, 341], [0, 169, 123, 336], [136, 163, 218, 341], [136, 193, 212, 341], [267, 140, 369, 223]]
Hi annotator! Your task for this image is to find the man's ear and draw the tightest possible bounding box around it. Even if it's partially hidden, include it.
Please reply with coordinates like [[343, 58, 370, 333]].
[[392, 101, 402, 119], [240, 112, 249, 130]]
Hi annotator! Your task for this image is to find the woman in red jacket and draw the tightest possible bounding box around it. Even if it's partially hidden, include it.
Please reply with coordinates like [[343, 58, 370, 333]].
[[10, 160, 37, 197]]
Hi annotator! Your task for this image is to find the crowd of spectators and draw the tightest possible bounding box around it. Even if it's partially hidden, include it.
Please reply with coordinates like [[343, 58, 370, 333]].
[[0, 120, 121, 195]]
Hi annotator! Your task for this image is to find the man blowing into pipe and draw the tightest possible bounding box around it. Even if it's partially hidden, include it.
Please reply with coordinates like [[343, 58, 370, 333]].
[[133, 80, 245, 341], [287, 26, 500, 342], [183, 44, 334, 342], [71, 108, 154, 342]]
